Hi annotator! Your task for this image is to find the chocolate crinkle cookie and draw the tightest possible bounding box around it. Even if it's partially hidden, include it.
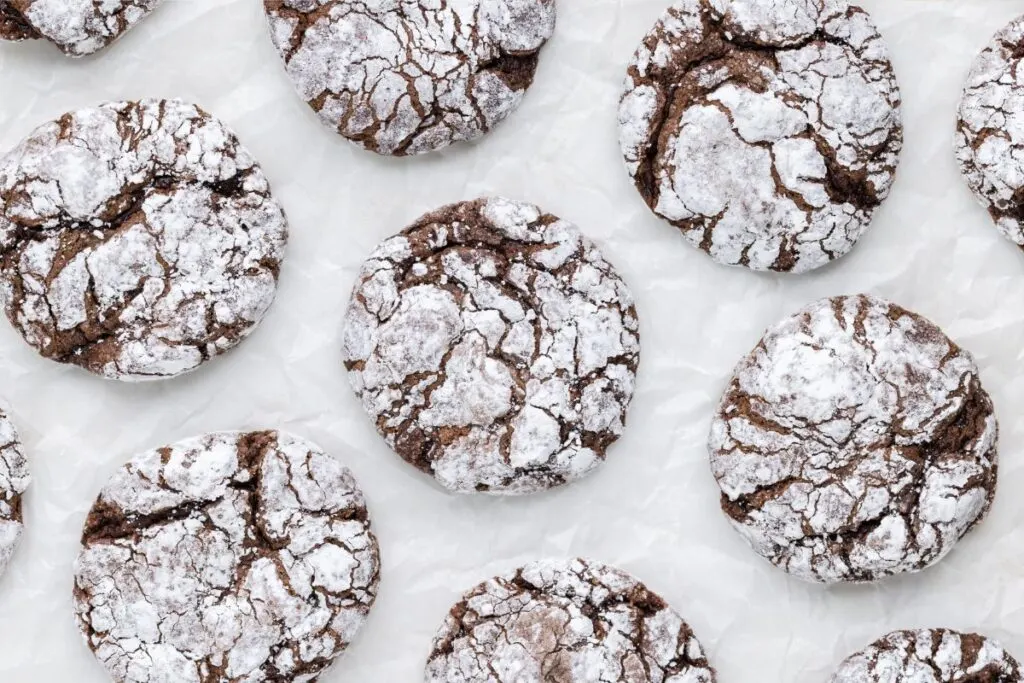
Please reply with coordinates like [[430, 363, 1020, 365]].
[[263, 0, 555, 155], [618, 0, 902, 273], [0, 0, 163, 56], [956, 14, 1024, 246], [73, 430, 381, 683], [0, 409, 29, 578], [342, 198, 639, 495], [0, 99, 288, 381], [425, 558, 717, 683], [831, 629, 1022, 682], [709, 295, 998, 583]]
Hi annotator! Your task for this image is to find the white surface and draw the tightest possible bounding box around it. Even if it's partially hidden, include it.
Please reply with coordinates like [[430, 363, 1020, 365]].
[[0, 0, 1022, 681]]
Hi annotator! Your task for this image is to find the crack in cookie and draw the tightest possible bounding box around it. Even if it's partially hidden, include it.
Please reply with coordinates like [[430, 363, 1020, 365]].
[[425, 558, 717, 683], [0, 99, 289, 381], [73, 430, 381, 683], [0, 0, 162, 56], [831, 629, 1022, 682], [0, 409, 28, 579], [618, 0, 902, 273], [708, 295, 998, 583], [343, 198, 639, 495], [956, 14, 1024, 247], [263, 0, 556, 155]]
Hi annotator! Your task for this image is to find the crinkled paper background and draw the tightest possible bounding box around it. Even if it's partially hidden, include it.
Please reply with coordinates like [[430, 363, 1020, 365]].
[[1, 0, 1023, 680]]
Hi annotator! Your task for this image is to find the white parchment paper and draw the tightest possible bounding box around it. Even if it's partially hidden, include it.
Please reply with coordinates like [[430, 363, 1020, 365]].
[[1, 1, 1024, 680]]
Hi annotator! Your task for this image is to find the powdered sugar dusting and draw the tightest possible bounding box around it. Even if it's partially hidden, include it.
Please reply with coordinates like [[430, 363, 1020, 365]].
[[618, 0, 902, 273], [0, 99, 288, 381], [0, 409, 28, 579], [709, 295, 998, 583], [343, 197, 639, 495], [425, 557, 717, 683], [73, 430, 380, 683], [0, 0, 163, 56], [956, 14, 1024, 246], [263, 0, 556, 155], [709, 0, 820, 44], [831, 629, 1022, 682]]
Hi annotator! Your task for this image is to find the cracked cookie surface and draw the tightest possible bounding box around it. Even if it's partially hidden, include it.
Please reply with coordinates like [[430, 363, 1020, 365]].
[[618, 0, 902, 273], [73, 430, 381, 683], [831, 629, 1022, 682], [425, 557, 716, 683], [708, 295, 998, 583], [0, 0, 163, 56], [263, 0, 556, 156], [956, 14, 1024, 247], [0, 98, 289, 381], [342, 197, 639, 495], [0, 409, 29, 579]]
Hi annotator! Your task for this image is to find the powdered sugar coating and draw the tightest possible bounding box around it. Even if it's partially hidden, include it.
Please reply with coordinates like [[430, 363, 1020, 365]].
[[0, 0, 163, 57], [831, 629, 1021, 682], [73, 430, 380, 683], [618, 0, 902, 273], [956, 14, 1024, 246], [709, 295, 998, 583], [0, 409, 29, 579], [425, 557, 717, 683], [263, 0, 556, 155], [343, 198, 639, 495], [0, 99, 288, 381]]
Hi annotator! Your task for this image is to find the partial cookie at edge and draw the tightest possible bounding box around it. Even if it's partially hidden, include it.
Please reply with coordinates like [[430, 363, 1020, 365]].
[[342, 197, 639, 495], [0, 409, 29, 578], [263, 0, 556, 155], [956, 13, 1024, 246], [425, 557, 717, 683], [0, 0, 164, 56], [709, 294, 997, 583], [73, 430, 380, 683], [618, 0, 903, 273], [831, 629, 1022, 682]]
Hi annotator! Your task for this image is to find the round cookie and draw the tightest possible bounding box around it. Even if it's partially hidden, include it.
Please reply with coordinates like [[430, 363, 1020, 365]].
[[0, 98, 288, 381], [618, 0, 902, 273], [709, 294, 998, 583], [0, 0, 163, 56], [0, 409, 29, 578], [956, 14, 1024, 246], [73, 430, 380, 683], [831, 629, 1021, 682], [263, 0, 556, 156], [342, 197, 639, 495], [425, 558, 717, 683]]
